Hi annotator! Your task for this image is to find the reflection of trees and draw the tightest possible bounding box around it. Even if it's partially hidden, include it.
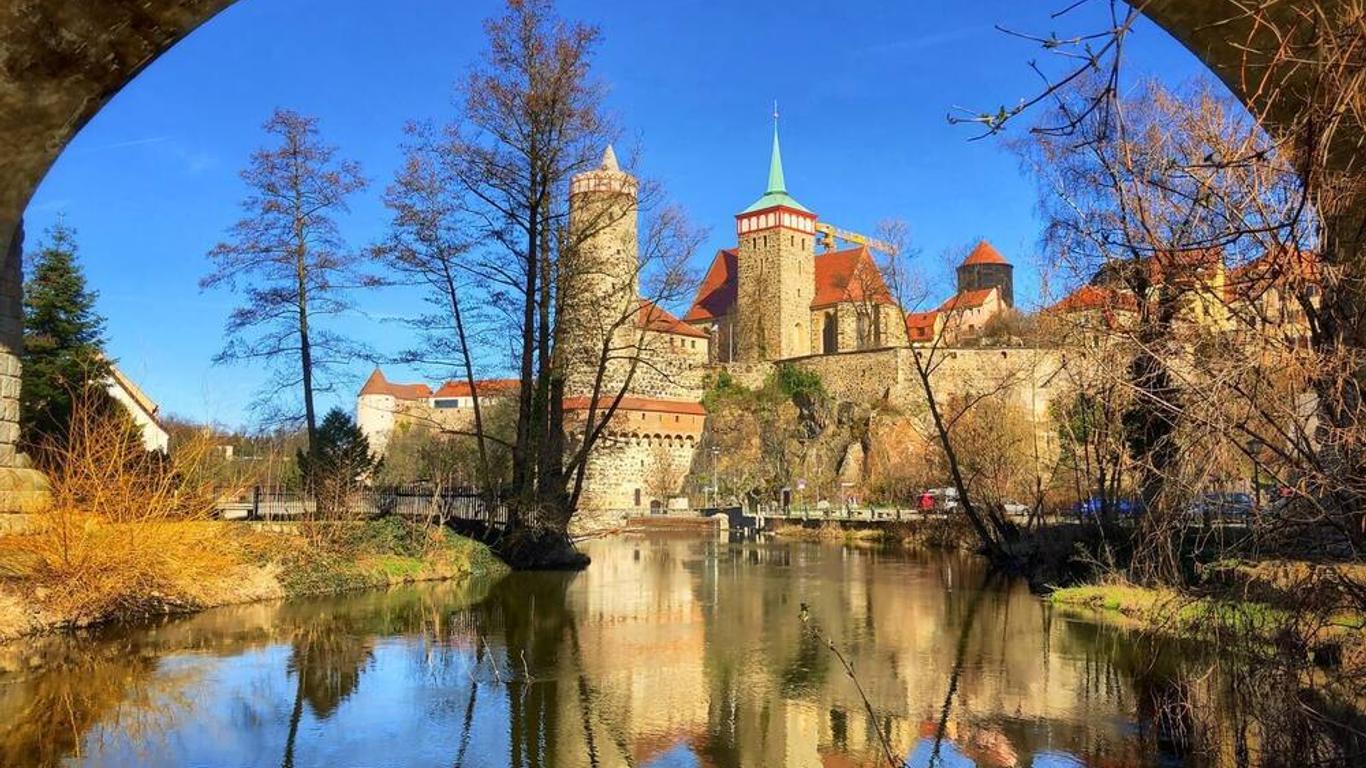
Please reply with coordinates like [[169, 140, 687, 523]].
[[0, 642, 196, 767], [928, 571, 993, 767], [468, 571, 585, 766], [280, 619, 376, 768], [0, 579, 494, 768]]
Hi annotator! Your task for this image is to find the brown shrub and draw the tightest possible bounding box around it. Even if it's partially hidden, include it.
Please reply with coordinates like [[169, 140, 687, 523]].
[[0, 395, 244, 625]]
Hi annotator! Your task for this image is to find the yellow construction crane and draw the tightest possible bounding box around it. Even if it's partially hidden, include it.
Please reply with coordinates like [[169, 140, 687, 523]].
[[813, 222, 895, 255]]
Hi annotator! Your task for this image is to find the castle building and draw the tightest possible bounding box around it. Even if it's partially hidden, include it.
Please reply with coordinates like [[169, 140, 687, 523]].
[[956, 240, 1014, 308], [358, 148, 707, 522], [557, 147, 709, 516], [356, 369, 518, 454], [358, 123, 1043, 522], [684, 126, 909, 360], [900, 242, 1017, 346]]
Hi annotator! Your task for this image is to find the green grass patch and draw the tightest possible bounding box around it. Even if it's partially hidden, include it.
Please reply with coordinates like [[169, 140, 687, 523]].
[[1050, 583, 1295, 638], [274, 518, 505, 598]]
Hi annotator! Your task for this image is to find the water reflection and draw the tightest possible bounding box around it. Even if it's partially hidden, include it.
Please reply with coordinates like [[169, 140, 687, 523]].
[[0, 534, 1326, 767]]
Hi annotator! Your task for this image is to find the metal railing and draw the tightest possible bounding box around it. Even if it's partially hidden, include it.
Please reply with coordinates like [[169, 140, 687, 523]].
[[218, 484, 509, 527]]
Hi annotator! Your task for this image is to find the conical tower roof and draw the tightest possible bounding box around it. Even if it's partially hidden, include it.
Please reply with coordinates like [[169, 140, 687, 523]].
[[742, 122, 810, 214], [962, 240, 1009, 266]]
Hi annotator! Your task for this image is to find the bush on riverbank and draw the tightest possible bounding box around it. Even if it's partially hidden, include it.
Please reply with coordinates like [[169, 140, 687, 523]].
[[0, 396, 237, 625], [248, 517, 504, 598], [1050, 580, 1365, 665], [0, 399, 503, 638]]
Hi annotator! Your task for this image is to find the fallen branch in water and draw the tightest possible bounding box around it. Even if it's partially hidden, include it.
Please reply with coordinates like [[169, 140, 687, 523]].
[[800, 602, 899, 768]]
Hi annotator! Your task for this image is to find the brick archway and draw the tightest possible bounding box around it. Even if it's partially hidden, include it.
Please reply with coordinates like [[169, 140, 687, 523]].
[[0, 0, 1353, 499]]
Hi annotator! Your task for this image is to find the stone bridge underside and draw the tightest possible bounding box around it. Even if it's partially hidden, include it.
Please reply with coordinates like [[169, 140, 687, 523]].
[[0, 0, 1357, 505]]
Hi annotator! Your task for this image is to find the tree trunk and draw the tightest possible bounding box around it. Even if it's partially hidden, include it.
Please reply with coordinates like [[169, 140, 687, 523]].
[[1311, 194, 1366, 547]]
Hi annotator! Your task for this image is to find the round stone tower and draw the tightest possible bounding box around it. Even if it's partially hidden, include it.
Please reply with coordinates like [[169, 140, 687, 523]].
[[956, 240, 1014, 308], [560, 146, 640, 397]]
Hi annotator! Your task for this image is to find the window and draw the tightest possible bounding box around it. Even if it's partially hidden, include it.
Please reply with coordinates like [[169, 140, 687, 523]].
[[433, 399, 460, 409], [823, 311, 838, 354], [634, 488, 642, 507]]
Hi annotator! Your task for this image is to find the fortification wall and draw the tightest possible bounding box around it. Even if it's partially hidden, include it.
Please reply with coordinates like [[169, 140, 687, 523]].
[[572, 432, 698, 533], [787, 348, 906, 404], [782, 345, 1064, 418]]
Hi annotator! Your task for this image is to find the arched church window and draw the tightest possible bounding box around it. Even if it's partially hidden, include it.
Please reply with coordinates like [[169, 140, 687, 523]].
[[823, 311, 838, 354]]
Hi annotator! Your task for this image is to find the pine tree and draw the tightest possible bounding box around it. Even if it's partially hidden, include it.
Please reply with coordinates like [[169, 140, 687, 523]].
[[21, 221, 110, 448], [296, 407, 378, 516]]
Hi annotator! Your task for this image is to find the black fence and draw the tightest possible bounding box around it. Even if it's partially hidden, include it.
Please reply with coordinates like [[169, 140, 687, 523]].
[[221, 484, 508, 527]]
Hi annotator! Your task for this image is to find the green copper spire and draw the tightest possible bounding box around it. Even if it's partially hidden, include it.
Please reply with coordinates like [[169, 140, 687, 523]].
[[766, 122, 787, 194], [742, 105, 810, 214]]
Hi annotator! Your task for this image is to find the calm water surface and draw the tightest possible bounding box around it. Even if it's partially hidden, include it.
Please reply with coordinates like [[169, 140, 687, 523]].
[[1, 533, 1211, 767]]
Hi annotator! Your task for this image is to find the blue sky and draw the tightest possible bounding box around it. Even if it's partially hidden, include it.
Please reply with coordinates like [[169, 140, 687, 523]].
[[24, 0, 1216, 429]]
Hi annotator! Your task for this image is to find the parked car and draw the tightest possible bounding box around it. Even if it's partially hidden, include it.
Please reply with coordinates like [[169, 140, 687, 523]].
[[926, 487, 959, 511], [1072, 497, 1145, 520], [1002, 501, 1031, 517], [1185, 492, 1254, 520]]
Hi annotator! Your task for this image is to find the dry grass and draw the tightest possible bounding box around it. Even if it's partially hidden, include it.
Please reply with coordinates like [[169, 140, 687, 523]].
[[0, 397, 245, 625]]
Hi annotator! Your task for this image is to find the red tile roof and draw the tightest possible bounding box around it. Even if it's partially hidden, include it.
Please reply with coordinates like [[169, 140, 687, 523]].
[[1046, 284, 1138, 313], [962, 240, 1008, 266], [1227, 248, 1319, 289], [938, 287, 997, 312], [811, 246, 895, 309], [638, 299, 708, 338], [683, 249, 737, 322], [359, 369, 432, 400], [562, 396, 707, 416], [432, 378, 520, 399], [904, 310, 940, 337]]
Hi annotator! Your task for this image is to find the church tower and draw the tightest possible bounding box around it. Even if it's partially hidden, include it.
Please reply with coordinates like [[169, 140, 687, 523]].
[[734, 119, 817, 361], [560, 146, 639, 397]]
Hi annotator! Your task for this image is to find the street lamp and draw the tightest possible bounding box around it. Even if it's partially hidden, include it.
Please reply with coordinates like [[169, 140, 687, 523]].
[[710, 444, 720, 508]]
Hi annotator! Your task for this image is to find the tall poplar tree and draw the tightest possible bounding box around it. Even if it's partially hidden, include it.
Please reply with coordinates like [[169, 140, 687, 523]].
[[203, 109, 369, 450], [20, 220, 110, 448]]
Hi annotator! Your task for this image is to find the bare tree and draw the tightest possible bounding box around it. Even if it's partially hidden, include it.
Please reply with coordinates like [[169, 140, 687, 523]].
[[399, 0, 700, 563], [877, 222, 1019, 561], [374, 121, 498, 487], [202, 109, 370, 449]]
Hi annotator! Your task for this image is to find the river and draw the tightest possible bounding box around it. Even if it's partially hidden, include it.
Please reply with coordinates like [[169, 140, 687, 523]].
[[0, 532, 1310, 767]]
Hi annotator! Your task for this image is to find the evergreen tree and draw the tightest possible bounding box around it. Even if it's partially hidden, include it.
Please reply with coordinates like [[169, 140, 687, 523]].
[[297, 407, 378, 515], [21, 221, 110, 448]]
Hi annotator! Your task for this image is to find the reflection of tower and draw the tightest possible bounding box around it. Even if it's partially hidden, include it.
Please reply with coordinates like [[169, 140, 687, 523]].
[[956, 240, 1014, 308], [560, 146, 640, 397], [735, 117, 817, 361]]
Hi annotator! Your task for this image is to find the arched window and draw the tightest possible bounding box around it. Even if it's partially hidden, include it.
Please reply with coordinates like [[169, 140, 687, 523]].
[[822, 311, 838, 354]]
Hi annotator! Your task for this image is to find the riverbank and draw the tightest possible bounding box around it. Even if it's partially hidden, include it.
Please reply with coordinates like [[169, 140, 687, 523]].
[[0, 517, 506, 642], [771, 521, 892, 543], [1050, 575, 1366, 671]]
